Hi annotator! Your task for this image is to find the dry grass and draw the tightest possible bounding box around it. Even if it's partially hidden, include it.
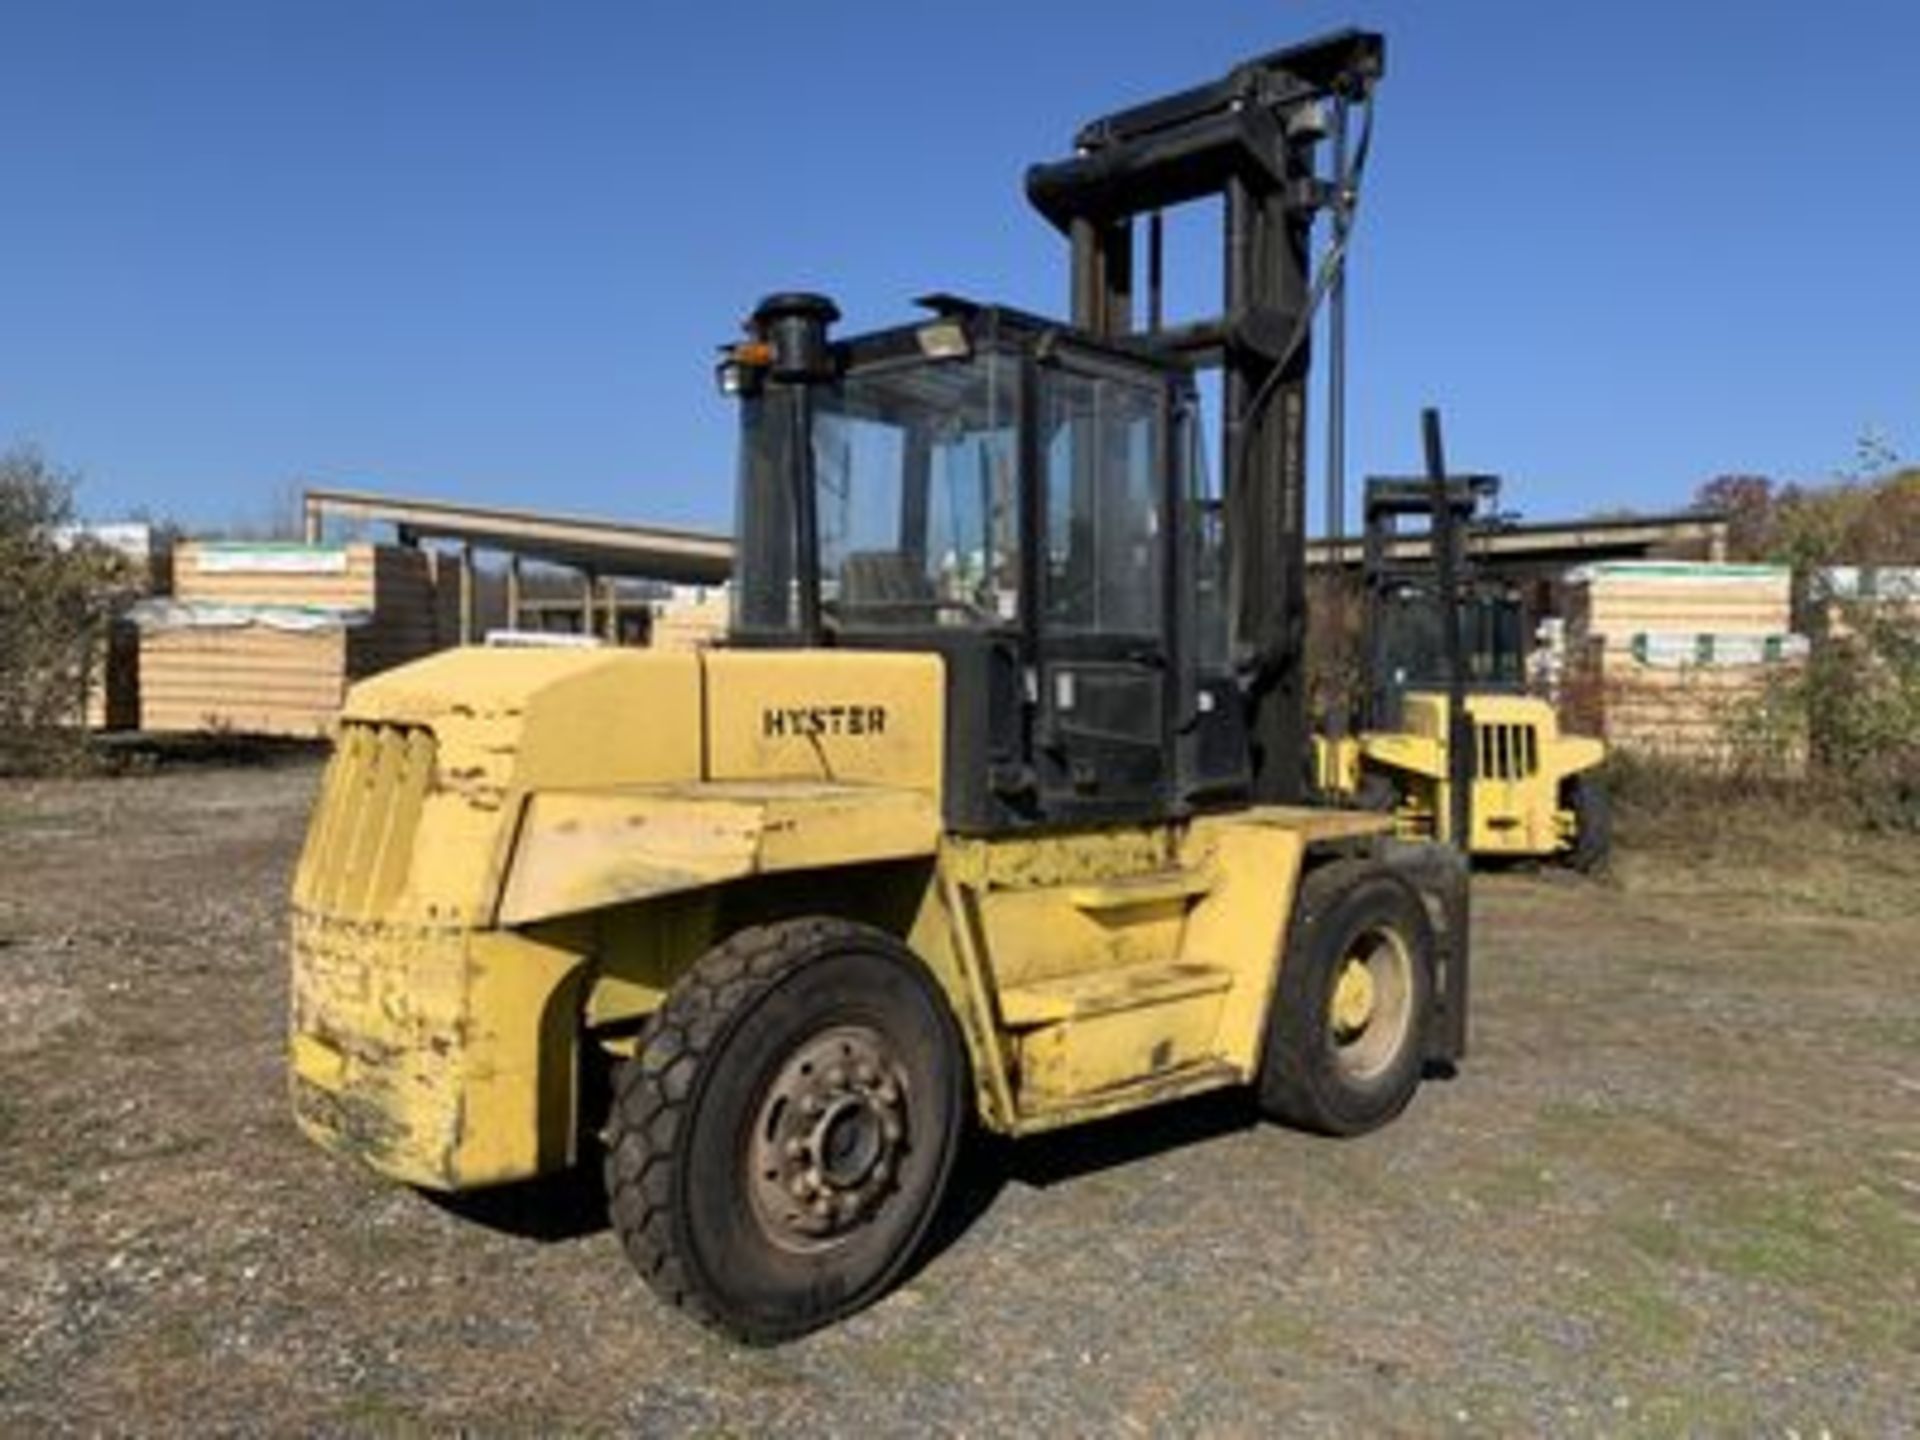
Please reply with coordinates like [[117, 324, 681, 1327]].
[[1606, 755, 1920, 919], [5, 764, 1919, 1432]]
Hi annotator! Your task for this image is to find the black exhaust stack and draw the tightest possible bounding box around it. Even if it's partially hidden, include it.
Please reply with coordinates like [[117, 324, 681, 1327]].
[[753, 292, 840, 382], [750, 292, 840, 644]]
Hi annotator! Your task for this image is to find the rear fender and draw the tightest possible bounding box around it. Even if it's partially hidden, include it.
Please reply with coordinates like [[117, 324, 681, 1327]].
[[1358, 731, 1449, 780], [580, 856, 939, 1037], [1545, 734, 1608, 786], [498, 782, 942, 926]]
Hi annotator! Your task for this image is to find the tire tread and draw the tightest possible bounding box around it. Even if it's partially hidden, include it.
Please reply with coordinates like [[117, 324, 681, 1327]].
[[602, 917, 954, 1340], [1259, 860, 1433, 1136]]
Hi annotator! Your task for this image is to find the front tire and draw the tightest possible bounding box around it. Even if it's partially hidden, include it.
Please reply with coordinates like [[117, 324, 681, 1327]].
[[603, 918, 966, 1343], [1259, 862, 1435, 1136], [1565, 775, 1612, 874]]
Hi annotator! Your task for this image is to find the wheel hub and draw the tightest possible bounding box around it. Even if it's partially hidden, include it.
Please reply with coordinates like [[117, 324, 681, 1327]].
[[1331, 958, 1377, 1036], [816, 1094, 890, 1188], [749, 1026, 909, 1250], [1329, 927, 1414, 1082]]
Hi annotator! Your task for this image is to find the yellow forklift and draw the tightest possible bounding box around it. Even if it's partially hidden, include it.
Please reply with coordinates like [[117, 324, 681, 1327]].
[[1316, 460, 1609, 868], [288, 29, 1475, 1341]]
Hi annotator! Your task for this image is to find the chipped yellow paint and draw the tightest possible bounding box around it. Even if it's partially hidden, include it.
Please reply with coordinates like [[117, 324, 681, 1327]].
[[922, 807, 1392, 1133], [293, 648, 706, 928], [497, 782, 941, 925], [289, 908, 593, 1189], [456, 926, 592, 1179], [1017, 976, 1228, 1103], [289, 636, 1419, 1190], [290, 645, 947, 1188], [921, 872, 1020, 1132]]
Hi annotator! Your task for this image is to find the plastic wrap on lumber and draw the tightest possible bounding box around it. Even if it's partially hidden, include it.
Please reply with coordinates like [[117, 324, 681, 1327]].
[[173, 541, 437, 633], [1565, 561, 1793, 643]]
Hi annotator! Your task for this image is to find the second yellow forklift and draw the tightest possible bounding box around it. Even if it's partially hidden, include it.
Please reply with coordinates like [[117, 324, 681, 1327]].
[[1317, 456, 1610, 869]]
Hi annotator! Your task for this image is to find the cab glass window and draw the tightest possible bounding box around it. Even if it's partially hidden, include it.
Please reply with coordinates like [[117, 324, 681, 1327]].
[[813, 351, 1019, 629], [1041, 366, 1164, 637]]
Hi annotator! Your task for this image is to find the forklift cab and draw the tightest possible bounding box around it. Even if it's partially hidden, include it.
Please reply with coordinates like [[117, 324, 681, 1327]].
[[724, 294, 1249, 833], [1359, 471, 1519, 735], [1371, 581, 1529, 733]]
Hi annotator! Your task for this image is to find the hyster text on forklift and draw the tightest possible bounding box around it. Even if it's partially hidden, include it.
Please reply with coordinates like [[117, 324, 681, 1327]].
[[287, 27, 1476, 1342]]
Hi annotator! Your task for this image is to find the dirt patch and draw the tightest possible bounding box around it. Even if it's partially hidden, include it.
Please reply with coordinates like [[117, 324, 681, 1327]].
[[2, 764, 1915, 1433]]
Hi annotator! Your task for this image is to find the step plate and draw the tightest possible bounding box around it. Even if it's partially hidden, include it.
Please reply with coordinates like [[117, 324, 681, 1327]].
[[1013, 1059, 1244, 1136], [998, 959, 1231, 1027]]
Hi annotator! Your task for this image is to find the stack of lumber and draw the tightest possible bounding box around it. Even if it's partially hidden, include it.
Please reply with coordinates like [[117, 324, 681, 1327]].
[[1562, 562, 1804, 767], [1564, 639, 1808, 766], [137, 622, 360, 738], [136, 542, 440, 738], [649, 585, 730, 651], [174, 542, 439, 668], [1564, 561, 1791, 639]]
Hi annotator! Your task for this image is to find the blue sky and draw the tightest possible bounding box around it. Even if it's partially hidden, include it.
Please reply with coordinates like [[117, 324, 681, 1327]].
[[1, 1, 1915, 535]]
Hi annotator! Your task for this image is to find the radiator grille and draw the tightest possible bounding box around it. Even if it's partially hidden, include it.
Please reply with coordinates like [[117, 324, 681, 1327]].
[[294, 722, 435, 918], [1474, 721, 1539, 781]]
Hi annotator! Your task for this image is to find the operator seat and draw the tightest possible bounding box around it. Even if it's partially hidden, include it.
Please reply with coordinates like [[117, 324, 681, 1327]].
[[839, 551, 939, 625]]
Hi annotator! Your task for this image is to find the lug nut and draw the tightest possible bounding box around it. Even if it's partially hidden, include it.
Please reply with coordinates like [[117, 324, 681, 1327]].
[[785, 1138, 807, 1161]]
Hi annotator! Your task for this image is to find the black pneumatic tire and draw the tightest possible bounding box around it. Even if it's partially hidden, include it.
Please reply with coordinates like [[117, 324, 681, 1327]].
[[1259, 862, 1436, 1137], [603, 918, 967, 1344], [1565, 775, 1612, 874]]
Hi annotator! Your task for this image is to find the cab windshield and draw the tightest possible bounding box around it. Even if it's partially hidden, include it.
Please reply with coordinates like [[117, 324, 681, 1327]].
[[816, 351, 1021, 630], [732, 340, 1206, 646], [734, 349, 1017, 635]]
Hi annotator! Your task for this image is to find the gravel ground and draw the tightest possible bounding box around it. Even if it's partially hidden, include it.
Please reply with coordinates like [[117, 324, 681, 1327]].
[[1, 761, 1916, 1435]]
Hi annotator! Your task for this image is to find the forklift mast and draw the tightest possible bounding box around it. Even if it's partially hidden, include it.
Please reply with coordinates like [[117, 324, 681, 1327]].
[[1359, 460, 1535, 737], [1360, 465, 1498, 734], [1359, 410, 1498, 876], [1027, 29, 1384, 804]]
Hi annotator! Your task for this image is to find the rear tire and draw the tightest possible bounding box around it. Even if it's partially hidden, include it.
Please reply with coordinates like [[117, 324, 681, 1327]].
[[1565, 775, 1612, 874], [603, 918, 965, 1344], [1259, 862, 1435, 1136]]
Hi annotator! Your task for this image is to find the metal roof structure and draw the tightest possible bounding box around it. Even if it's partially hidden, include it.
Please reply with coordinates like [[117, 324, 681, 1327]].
[[301, 486, 733, 585], [1309, 509, 1729, 573], [303, 485, 1724, 589]]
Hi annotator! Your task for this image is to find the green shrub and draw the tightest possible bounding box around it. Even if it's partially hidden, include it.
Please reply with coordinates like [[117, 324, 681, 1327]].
[[1691, 465, 1920, 831], [0, 448, 132, 773]]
